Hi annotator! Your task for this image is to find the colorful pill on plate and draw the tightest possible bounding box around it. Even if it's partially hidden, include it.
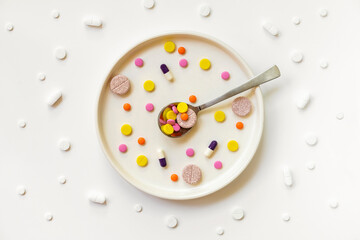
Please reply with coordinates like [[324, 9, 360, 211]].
[[232, 96, 252, 117], [173, 123, 181, 131], [182, 164, 202, 185], [189, 95, 197, 103], [214, 111, 226, 122], [138, 137, 145, 145], [143, 80, 155, 92], [118, 144, 127, 153], [204, 140, 217, 158], [145, 103, 154, 112], [172, 105, 179, 114], [236, 122, 244, 129], [121, 124, 132, 136], [179, 58, 188, 68], [214, 161, 223, 169], [110, 74, 131, 95], [166, 110, 177, 120], [157, 149, 167, 167], [136, 155, 148, 167], [161, 124, 174, 135], [171, 174, 178, 181], [123, 103, 131, 111], [164, 41, 176, 53], [227, 140, 239, 152], [186, 148, 195, 157], [199, 58, 211, 70], [160, 64, 174, 81], [221, 71, 230, 80], [135, 58, 144, 67], [178, 47, 186, 54]]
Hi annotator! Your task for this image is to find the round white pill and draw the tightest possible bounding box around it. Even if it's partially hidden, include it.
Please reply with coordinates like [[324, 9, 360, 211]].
[[143, 0, 155, 9], [199, 4, 211, 17], [305, 133, 318, 146], [320, 59, 328, 69], [134, 204, 142, 212], [16, 185, 26, 195], [216, 227, 224, 235], [58, 139, 71, 151], [232, 207, 244, 220], [166, 215, 178, 228], [329, 199, 339, 209], [38, 72, 46, 81], [282, 213, 291, 221], [44, 212, 53, 221], [336, 112, 344, 120], [319, 8, 328, 17], [58, 176, 66, 184], [291, 50, 303, 63], [18, 119, 26, 128], [6, 23, 14, 31], [292, 16, 301, 25], [306, 161, 316, 170], [52, 10, 60, 19], [54, 47, 67, 60]]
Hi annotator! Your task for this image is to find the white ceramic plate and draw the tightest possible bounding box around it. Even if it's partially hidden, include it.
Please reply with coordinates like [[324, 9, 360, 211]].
[[96, 32, 264, 200]]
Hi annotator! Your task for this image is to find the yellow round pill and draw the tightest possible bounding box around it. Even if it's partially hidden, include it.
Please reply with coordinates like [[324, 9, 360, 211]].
[[177, 102, 188, 113], [164, 41, 176, 53], [199, 58, 211, 70], [136, 155, 148, 167], [143, 80, 155, 92], [227, 140, 239, 152], [166, 110, 177, 120], [161, 124, 174, 135], [214, 111, 226, 122], [121, 124, 132, 136], [162, 107, 171, 120]]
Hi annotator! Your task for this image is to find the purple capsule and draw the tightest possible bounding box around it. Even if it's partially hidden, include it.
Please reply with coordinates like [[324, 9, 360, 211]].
[[204, 140, 217, 158], [160, 64, 174, 81], [209, 140, 218, 150], [157, 149, 167, 167], [159, 158, 167, 167]]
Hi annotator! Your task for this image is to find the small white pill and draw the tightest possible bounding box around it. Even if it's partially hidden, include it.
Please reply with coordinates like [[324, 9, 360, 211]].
[[319, 8, 328, 17], [88, 191, 106, 204], [329, 199, 338, 209], [54, 47, 67, 60], [231, 207, 244, 220], [16, 185, 26, 195], [199, 4, 211, 17], [143, 0, 155, 9], [336, 112, 344, 120], [6, 23, 14, 31], [83, 16, 102, 27], [18, 119, 26, 128], [319, 59, 328, 69], [291, 50, 303, 63], [306, 161, 316, 170], [305, 133, 318, 146], [44, 212, 53, 221], [52, 10, 60, 19], [38, 72, 46, 81], [296, 91, 311, 109], [134, 204, 142, 212], [283, 167, 293, 187], [58, 176, 66, 184], [165, 215, 178, 228], [47, 90, 62, 106], [292, 16, 301, 25], [58, 139, 71, 151], [262, 21, 279, 36], [282, 213, 290, 221], [216, 227, 224, 235]]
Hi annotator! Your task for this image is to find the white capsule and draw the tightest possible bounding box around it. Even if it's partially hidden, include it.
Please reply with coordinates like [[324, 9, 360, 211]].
[[47, 90, 62, 106], [291, 50, 303, 63], [296, 91, 310, 109], [83, 16, 103, 27], [54, 47, 67, 60], [216, 227, 224, 235], [164, 72, 173, 81], [283, 167, 293, 187], [305, 133, 318, 146], [134, 204, 142, 212], [199, 4, 211, 17], [204, 148, 214, 158], [165, 215, 178, 228], [44, 212, 53, 221], [58, 139, 71, 151], [88, 191, 106, 204], [16, 185, 26, 195], [18, 119, 26, 128], [262, 22, 279, 36], [143, 0, 155, 9], [157, 149, 165, 159]]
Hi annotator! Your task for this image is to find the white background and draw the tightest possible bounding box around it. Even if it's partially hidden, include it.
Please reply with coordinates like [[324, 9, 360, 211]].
[[1, 0, 360, 239]]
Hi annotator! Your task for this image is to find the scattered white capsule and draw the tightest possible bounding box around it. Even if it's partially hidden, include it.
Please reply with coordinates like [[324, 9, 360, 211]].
[[296, 91, 311, 109], [282, 213, 291, 221], [6, 23, 14, 31], [58, 176, 66, 184], [160, 64, 174, 82], [47, 90, 62, 106], [336, 112, 344, 120], [319, 8, 328, 17], [231, 207, 244, 220], [329, 199, 339, 209], [305, 133, 318, 146], [16, 185, 26, 195], [199, 4, 211, 17], [38, 72, 46, 81], [18, 119, 26, 128], [292, 16, 301, 25], [165, 215, 178, 228], [88, 191, 106, 204], [143, 0, 155, 9], [134, 204, 143, 212], [216, 227, 224, 235], [319, 59, 328, 69], [262, 21, 279, 36], [283, 167, 293, 187], [290, 50, 303, 63], [58, 139, 71, 151], [306, 161, 316, 170], [44, 212, 53, 221], [83, 16, 103, 27], [51, 10, 60, 19], [54, 47, 67, 60]]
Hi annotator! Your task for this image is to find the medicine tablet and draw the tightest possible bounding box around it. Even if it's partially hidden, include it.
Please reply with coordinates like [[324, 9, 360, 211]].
[[262, 21, 279, 36], [172, 105, 179, 114], [221, 71, 230, 80], [38, 72, 46, 81], [54, 47, 67, 60], [83, 16, 102, 27], [319, 59, 328, 69], [51, 10, 60, 19], [167, 119, 175, 125], [182, 164, 202, 185], [173, 123, 180, 132], [18, 119, 26, 128], [137, 155, 148, 167], [189, 95, 197, 103], [121, 124, 132, 136], [179, 58, 188, 68], [305, 133, 317, 146], [166, 215, 178, 228], [58, 176, 66, 184], [216, 227, 224, 235], [58, 139, 71, 151], [166, 110, 177, 120], [143, 80, 155, 92], [186, 148, 194, 157], [162, 107, 171, 120], [232, 97, 252, 117], [329, 199, 339, 209], [177, 108, 197, 129], [296, 91, 310, 109], [123, 103, 131, 111], [164, 41, 176, 53], [88, 191, 106, 204], [232, 207, 244, 220], [290, 50, 303, 63], [161, 124, 174, 135], [214, 161, 222, 169], [227, 140, 238, 152], [283, 167, 293, 187], [143, 0, 155, 9], [319, 8, 328, 17], [336, 112, 344, 120], [145, 103, 154, 112], [47, 90, 62, 106], [282, 213, 290, 221], [306, 161, 316, 170], [110, 75, 131, 95], [199, 4, 211, 17], [199, 58, 211, 70], [44, 212, 53, 221], [119, 144, 128, 153], [178, 47, 186, 54], [236, 122, 244, 130], [292, 16, 301, 25], [6, 23, 14, 31], [177, 102, 188, 113], [135, 58, 144, 67], [214, 111, 225, 122], [138, 137, 145, 145], [171, 174, 178, 182], [16, 185, 26, 195], [134, 204, 143, 212]]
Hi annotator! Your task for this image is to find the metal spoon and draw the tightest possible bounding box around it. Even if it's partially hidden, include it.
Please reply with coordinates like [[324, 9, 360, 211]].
[[158, 65, 281, 138]]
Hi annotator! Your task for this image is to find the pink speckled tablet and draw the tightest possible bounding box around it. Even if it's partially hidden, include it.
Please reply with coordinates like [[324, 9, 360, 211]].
[[232, 96, 252, 117], [214, 161, 222, 169], [167, 119, 175, 125], [177, 108, 197, 129], [179, 58, 188, 68], [110, 75, 130, 95], [159, 119, 166, 125], [186, 148, 194, 157], [221, 71, 230, 80], [145, 103, 154, 112], [172, 105, 179, 114], [173, 123, 180, 131], [182, 164, 202, 185], [135, 58, 144, 67], [118, 144, 127, 153]]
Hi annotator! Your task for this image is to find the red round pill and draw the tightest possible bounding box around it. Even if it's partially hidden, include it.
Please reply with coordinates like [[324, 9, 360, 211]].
[[178, 47, 186, 55]]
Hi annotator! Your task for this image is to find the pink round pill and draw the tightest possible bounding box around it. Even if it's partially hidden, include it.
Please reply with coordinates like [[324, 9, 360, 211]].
[[159, 119, 166, 125], [145, 103, 154, 112], [214, 161, 222, 169], [118, 144, 127, 153], [135, 58, 144, 67], [167, 119, 175, 125], [186, 148, 195, 157], [179, 58, 188, 68], [173, 123, 181, 131], [221, 71, 230, 80], [172, 105, 179, 114]]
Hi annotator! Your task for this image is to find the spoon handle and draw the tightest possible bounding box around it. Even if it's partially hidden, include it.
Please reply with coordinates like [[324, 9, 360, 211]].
[[197, 65, 281, 111]]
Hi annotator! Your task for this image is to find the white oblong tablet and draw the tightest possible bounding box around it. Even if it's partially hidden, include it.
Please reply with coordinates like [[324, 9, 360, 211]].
[[134, 204, 142, 212], [143, 0, 155, 9], [88, 191, 106, 204], [52, 10, 60, 19], [291, 50, 303, 63], [44, 212, 53, 221], [6, 23, 14, 31], [47, 90, 62, 106], [295, 90, 310, 109], [58, 139, 70, 151], [292, 16, 301, 25], [216, 227, 224, 235], [58, 176, 66, 184], [232, 207, 244, 220], [16, 185, 26, 195], [305, 133, 318, 146], [199, 4, 211, 17], [83, 16, 103, 27], [282, 213, 290, 221], [165, 215, 178, 228], [38, 72, 46, 81], [54, 47, 67, 60], [283, 167, 293, 187], [262, 21, 279, 36], [18, 119, 26, 128]]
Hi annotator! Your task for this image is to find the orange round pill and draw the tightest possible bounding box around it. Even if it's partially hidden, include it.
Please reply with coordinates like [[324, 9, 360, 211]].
[[189, 95, 197, 103], [181, 113, 188, 121], [236, 122, 244, 129], [171, 174, 178, 182], [137, 137, 146, 145], [178, 47, 186, 55], [123, 103, 131, 111]]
